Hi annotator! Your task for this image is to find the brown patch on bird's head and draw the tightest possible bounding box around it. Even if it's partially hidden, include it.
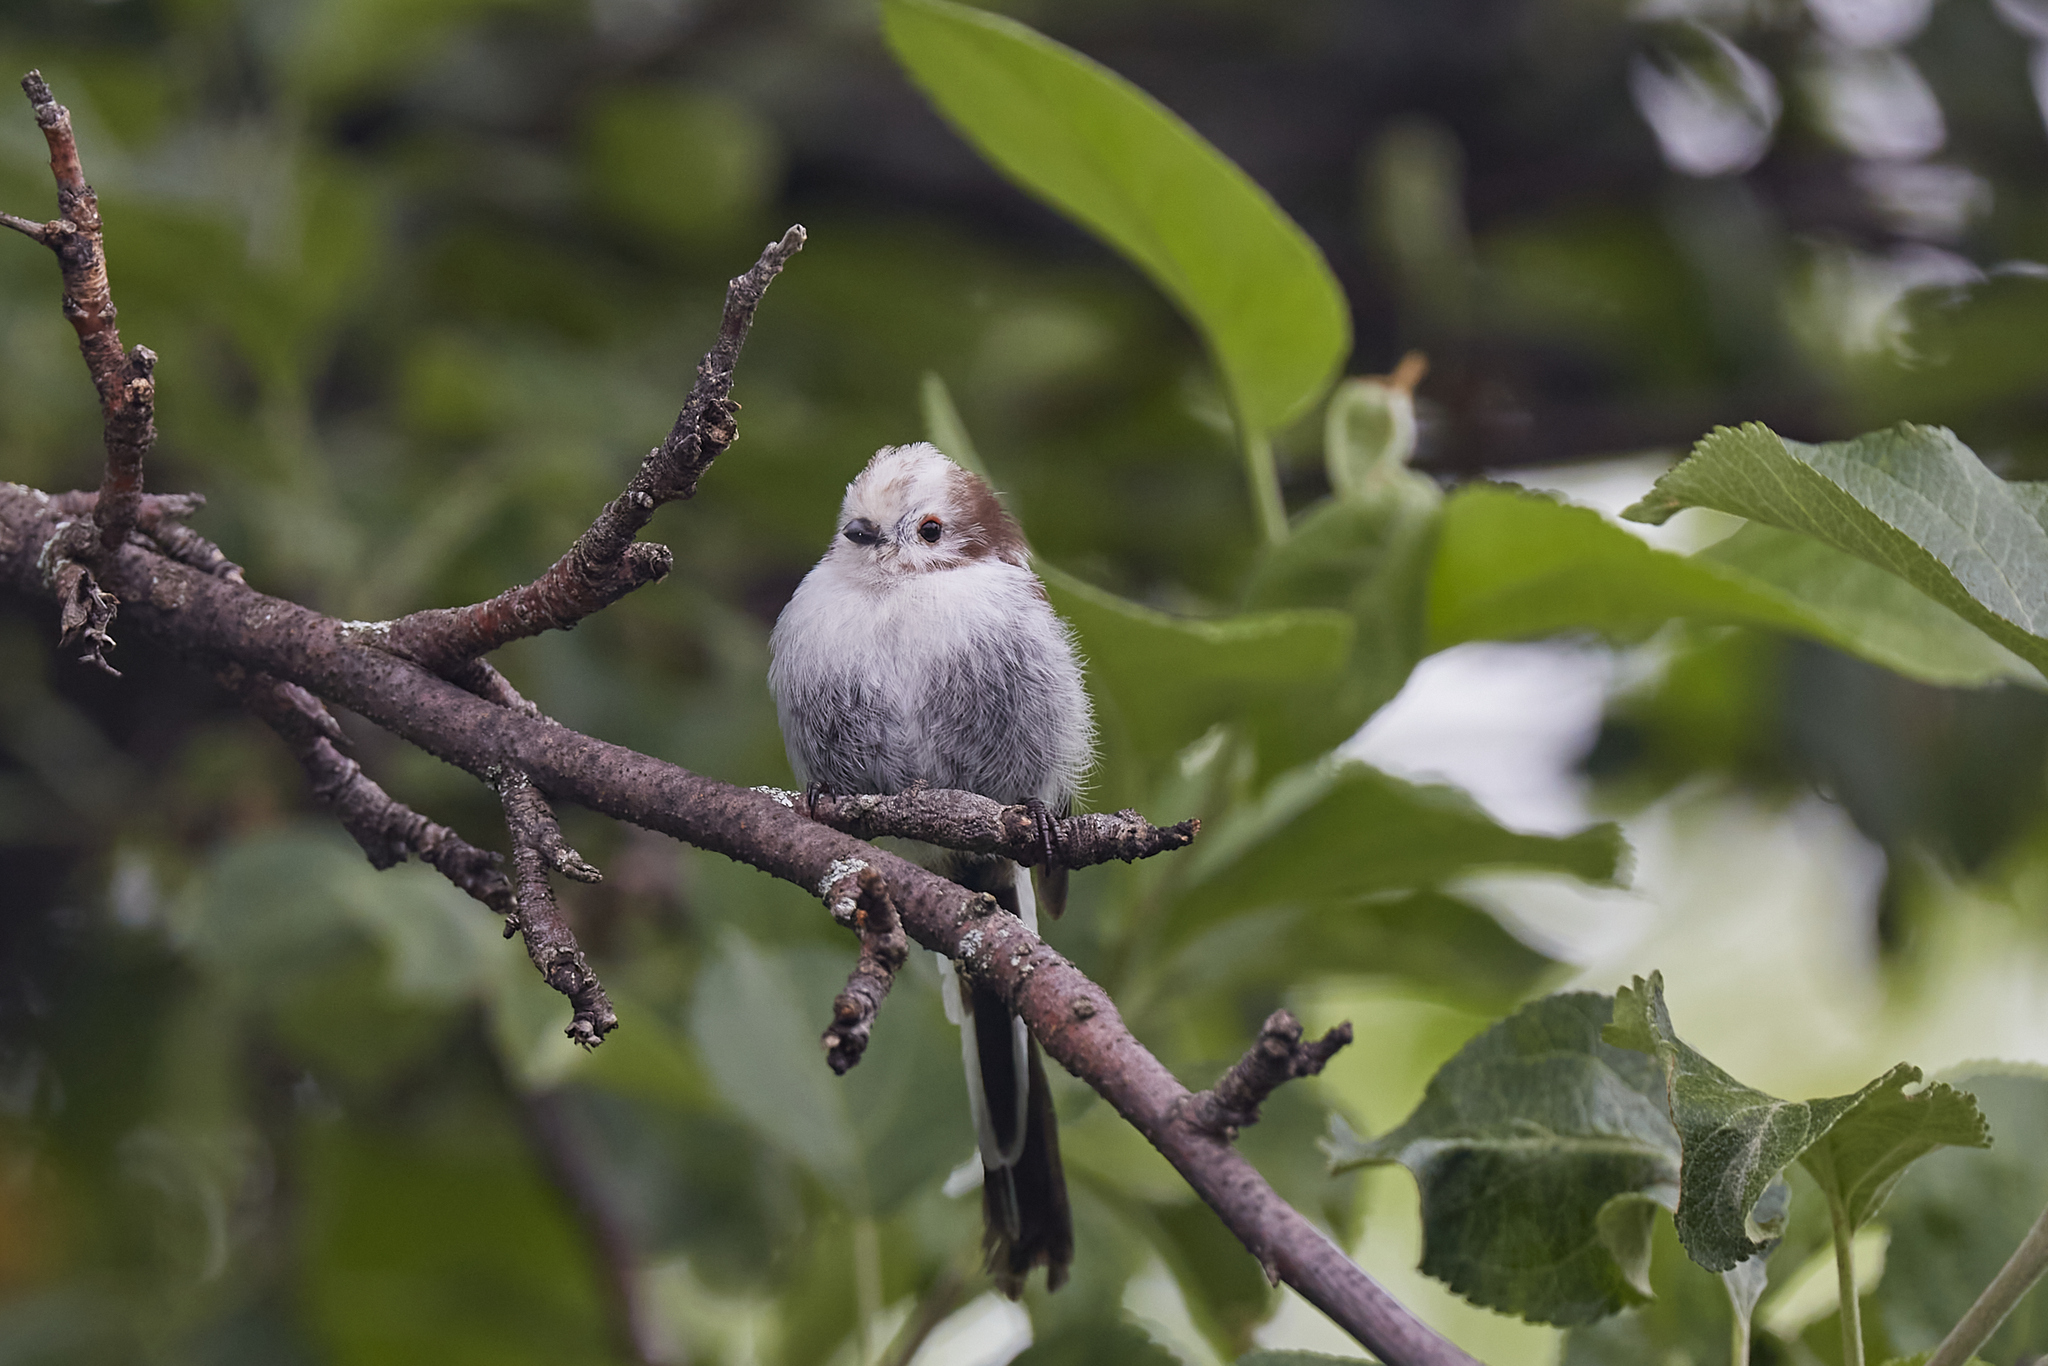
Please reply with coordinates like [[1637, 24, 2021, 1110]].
[[945, 465, 1028, 566]]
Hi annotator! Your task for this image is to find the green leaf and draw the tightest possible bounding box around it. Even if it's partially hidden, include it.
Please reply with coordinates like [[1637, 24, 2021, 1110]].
[[1698, 523, 2040, 688], [1248, 486, 1441, 739], [687, 932, 859, 1193], [1326, 992, 1681, 1325], [1013, 1320, 1180, 1366], [301, 1126, 609, 1365], [1148, 1201, 1280, 1358], [1429, 485, 2039, 689], [1324, 371, 1424, 502], [1605, 972, 1989, 1273], [1878, 1067, 2048, 1363], [1168, 759, 1625, 945], [1042, 563, 1352, 795], [1238, 1354, 1367, 1365], [1623, 422, 2048, 674], [882, 0, 1349, 437], [1560, 1202, 1785, 1366], [918, 370, 993, 485], [1163, 891, 1561, 1015]]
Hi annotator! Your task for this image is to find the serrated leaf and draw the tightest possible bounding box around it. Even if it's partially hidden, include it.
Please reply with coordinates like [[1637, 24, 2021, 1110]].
[[1168, 759, 1625, 945], [1429, 485, 2039, 689], [883, 0, 1349, 436], [1622, 422, 2048, 674], [1697, 523, 2039, 687], [1724, 1175, 1789, 1350], [1560, 1200, 1788, 1366], [1326, 992, 1681, 1325], [1605, 972, 1989, 1272], [1878, 1067, 2048, 1362]]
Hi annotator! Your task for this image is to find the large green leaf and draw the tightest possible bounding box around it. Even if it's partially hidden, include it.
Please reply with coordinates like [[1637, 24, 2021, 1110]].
[[1162, 891, 1561, 1014], [1605, 973, 1989, 1272], [1623, 423, 2048, 674], [1247, 490, 1440, 738], [1878, 1068, 2048, 1363], [1560, 1190, 1789, 1366], [301, 1127, 609, 1366], [1429, 484, 2040, 688], [882, 0, 1349, 436], [1043, 563, 1352, 794], [1698, 523, 2040, 687], [1325, 992, 1682, 1326], [1167, 759, 1625, 944], [688, 932, 860, 1193]]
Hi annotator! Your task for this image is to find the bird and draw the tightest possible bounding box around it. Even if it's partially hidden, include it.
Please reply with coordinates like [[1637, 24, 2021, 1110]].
[[768, 441, 1094, 1296]]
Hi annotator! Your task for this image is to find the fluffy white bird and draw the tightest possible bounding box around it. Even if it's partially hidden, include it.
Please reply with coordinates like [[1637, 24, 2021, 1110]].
[[769, 442, 1093, 1295]]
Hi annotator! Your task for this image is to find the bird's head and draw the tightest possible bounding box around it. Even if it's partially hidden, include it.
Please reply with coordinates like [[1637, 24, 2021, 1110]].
[[829, 442, 1027, 576]]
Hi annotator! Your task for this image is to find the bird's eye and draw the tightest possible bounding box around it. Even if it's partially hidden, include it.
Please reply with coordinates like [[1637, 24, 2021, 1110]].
[[842, 517, 882, 547], [918, 516, 943, 544]]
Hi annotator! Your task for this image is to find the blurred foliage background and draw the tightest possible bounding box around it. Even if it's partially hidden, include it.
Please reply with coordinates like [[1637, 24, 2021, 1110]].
[[5, 0, 2048, 1363]]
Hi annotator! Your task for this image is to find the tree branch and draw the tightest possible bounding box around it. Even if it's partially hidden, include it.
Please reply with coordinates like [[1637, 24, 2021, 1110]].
[[1183, 1009, 1353, 1141], [221, 664, 514, 913], [1, 124, 1476, 1356], [820, 864, 910, 1075], [498, 770, 616, 1046], [792, 786, 1197, 868], [375, 225, 806, 674], [16, 72, 157, 558], [0, 494, 1482, 1365]]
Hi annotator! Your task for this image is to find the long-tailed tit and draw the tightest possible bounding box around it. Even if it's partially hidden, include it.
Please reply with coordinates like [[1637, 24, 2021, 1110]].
[[769, 442, 1094, 1295]]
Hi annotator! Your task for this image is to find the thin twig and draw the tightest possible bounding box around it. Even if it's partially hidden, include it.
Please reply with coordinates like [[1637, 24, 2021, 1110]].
[[794, 786, 1198, 869], [221, 665, 513, 912], [819, 865, 910, 1074], [1928, 1198, 2048, 1366], [498, 771, 615, 1047], [17, 72, 157, 557], [376, 225, 806, 673], [1183, 1010, 1353, 1141]]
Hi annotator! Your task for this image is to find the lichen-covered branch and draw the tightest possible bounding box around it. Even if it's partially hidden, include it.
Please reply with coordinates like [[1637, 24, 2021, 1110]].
[[792, 786, 1198, 869], [1183, 1009, 1354, 1140], [376, 225, 806, 674], [819, 864, 911, 1075]]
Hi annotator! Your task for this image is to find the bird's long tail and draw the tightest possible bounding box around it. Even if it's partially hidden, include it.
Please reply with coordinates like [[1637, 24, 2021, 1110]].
[[948, 860, 1072, 1296]]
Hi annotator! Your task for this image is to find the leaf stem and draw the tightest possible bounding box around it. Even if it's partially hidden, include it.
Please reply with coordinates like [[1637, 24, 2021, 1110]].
[[1242, 428, 1287, 544], [1927, 1196, 2048, 1366], [1828, 1186, 1865, 1366], [854, 1215, 883, 1363], [1732, 1302, 1751, 1366]]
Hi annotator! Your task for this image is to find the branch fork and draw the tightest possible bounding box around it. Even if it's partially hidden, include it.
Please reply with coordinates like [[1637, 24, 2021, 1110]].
[[1183, 1009, 1354, 1140], [499, 772, 614, 1047]]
